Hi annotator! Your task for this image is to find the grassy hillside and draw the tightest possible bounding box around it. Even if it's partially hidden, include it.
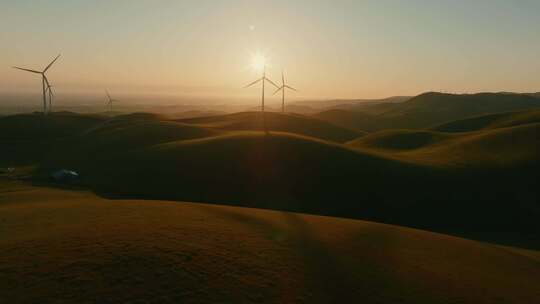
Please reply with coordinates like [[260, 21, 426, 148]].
[[179, 111, 364, 142], [80, 120, 220, 151], [347, 130, 455, 151], [1, 111, 538, 247], [397, 123, 540, 168], [349, 123, 539, 169], [34, 128, 539, 247], [1, 182, 539, 303], [315, 92, 540, 131], [432, 109, 540, 132]]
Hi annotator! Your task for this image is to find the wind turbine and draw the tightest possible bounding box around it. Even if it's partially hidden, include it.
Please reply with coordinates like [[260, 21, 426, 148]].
[[244, 65, 279, 112], [105, 90, 119, 113], [45, 81, 54, 113], [273, 70, 297, 113], [13, 54, 61, 115]]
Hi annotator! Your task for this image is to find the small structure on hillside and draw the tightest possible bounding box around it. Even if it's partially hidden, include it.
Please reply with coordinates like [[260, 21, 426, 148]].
[[50, 169, 80, 183], [0, 167, 15, 174]]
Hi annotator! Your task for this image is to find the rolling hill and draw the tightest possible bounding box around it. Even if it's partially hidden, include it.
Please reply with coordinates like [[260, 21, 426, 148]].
[[432, 109, 540, 132], [291, 96, 411, 110], [78, 120, 221, 151], [347, 130, 455, 151], [1, 182, 539, 303], [33, 127, 538, 247], [0, 111, 105, 140], [315, 92, 540, 131], [1, 111, 538, 247], [314, 109, 389, 132], [178, 111, 364, 142], [348, 123, 539, 168]]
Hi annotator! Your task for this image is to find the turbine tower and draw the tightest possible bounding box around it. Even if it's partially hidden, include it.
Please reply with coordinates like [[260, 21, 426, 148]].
[[105, 90, 119, 113], [45, 81, 54, 113], [244, 65, 279, 112], [13, 54, 61, 115], [273, 70, 297, 113]]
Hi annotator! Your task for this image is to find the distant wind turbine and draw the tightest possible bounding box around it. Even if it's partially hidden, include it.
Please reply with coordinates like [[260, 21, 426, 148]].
[[13, 54, 61, 115], [273, 70, 297, 113], [45, 82, 54, 113], [244, 65, 279, 112], [105, 90, 119, 112]]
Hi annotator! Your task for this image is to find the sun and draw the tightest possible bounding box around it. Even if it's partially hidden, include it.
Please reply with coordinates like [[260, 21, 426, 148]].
[[250, 52, 268, 73]]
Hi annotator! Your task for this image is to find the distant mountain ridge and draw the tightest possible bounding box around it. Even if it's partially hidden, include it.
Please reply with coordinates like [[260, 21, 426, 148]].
[[315, 92, 540, 131]]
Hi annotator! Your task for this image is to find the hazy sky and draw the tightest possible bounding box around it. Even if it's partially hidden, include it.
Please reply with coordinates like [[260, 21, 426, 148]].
[[1, 0, 539, 101]]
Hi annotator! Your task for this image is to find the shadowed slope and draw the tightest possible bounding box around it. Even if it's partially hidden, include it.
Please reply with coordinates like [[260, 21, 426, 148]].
[[1, 183, 539, 303], [432, 109, 540, 132], [56, 131, 419, 212], [179, 111, 364, 142], [36, 130, 540, 247], [0, 112, 105, 140], [314, 109, 384, 132], [79, 120, 220, 150], [1, 112, 538, 247], [0, 112, 217, 166]]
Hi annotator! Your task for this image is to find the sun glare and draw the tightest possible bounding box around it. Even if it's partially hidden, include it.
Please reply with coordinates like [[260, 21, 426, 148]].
[[250, 52, 267, 73]]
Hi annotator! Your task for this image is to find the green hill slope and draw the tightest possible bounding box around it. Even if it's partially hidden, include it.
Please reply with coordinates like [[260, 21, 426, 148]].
[[1, 183, 538, 303]]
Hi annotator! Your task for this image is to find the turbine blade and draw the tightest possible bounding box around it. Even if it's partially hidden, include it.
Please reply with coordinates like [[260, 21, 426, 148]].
[[264, 77, 279, 88], [273, 86, 284, 95], [282, 71, 285, 85], [105, 90, 112, 100], [285, 85, 298, 92], [244, 78, 262, 88], [43, 54, 61, 72], [12, 66, 41, 74]]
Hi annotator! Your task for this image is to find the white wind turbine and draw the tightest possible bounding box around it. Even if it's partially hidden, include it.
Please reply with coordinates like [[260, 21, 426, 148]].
[[244, 58, 279, 112], [13, 54, 61, 115], [273, 70, 297, 113]]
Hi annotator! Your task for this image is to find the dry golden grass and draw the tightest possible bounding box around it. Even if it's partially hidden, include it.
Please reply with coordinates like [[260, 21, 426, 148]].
[[432, 109, 540, 132], [348, 123, 539, 168], [1, 182, 539, 303]]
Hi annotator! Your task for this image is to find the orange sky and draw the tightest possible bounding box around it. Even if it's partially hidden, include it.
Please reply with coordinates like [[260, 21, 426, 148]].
[[1, 1, 539, 102]]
